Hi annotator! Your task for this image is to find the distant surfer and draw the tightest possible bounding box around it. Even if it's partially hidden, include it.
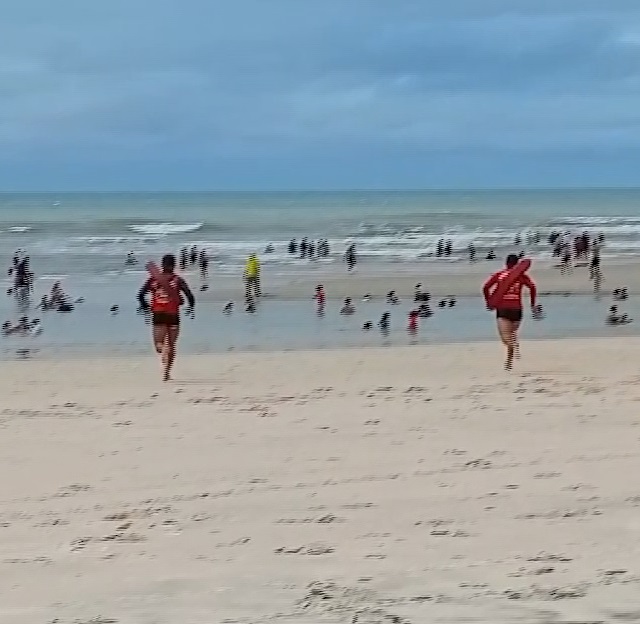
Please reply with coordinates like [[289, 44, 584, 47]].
[[137, 254, 195, 381], [483, 254, 537, 371]]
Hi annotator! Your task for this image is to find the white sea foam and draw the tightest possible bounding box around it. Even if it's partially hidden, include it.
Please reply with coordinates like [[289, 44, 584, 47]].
[[74, 236, 160, 244], [128, 222, 204, 235], [8, 226, 32, 233], [40, 274, 69, 281]]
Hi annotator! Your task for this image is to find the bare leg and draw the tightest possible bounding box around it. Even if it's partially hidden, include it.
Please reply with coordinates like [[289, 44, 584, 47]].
[[163, 326, 180, 381], [511, 321, 521, 359], [593, 269, 602, 297], [152, 325, 170, 379], [497, 318, 517, 370], [247, 276, 260, 300], [153, 325, 167, 357]]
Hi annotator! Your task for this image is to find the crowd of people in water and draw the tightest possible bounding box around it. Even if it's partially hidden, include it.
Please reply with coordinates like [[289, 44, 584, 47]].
[[120, 229, 607, 286], [2, 226, 634, 365], [283, 238, 332, 260], [607, 288, 633, 326], [320, 285, 459, 336]]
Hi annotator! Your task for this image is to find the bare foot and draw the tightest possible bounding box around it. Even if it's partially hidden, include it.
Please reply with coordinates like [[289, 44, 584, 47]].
[[505, 352, 514, 371]]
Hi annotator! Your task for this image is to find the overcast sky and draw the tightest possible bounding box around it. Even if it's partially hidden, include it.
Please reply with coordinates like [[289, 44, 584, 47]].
[[1, 0, 639, 190]]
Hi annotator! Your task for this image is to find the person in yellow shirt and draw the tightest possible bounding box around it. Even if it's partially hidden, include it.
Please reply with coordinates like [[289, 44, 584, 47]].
[[244, 253, 261, 301]]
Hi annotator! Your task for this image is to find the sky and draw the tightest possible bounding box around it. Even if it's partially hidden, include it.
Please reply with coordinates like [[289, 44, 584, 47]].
[[1, 0, 640, 190]]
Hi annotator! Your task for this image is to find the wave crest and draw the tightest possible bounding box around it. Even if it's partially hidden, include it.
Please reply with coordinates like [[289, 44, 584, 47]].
[[128, 222, 203, 235]]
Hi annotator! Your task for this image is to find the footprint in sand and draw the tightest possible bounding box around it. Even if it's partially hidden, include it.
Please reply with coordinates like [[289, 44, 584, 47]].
[[275, 543, 335, 555], [276, 514, 344, 524]]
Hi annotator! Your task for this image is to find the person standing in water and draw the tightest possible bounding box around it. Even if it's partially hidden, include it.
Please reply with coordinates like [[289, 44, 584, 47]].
[[198, 249, 209, 280], [482, 254, 537, 371], [244, 253, 261, 301], [138, 254, 195, 381], [345, 243, 357, 271]]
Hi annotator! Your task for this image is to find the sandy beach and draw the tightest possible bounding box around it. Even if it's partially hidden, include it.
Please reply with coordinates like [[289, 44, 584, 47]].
[[2, 338, 640, 623]]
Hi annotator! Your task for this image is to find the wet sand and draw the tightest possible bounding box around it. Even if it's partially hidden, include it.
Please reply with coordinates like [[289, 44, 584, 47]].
[[2, 338, 640, 622], [189, 257, 640, 301]]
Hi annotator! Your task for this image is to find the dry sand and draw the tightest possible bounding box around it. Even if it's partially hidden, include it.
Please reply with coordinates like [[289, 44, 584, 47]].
[[2, 339, 640, 623]]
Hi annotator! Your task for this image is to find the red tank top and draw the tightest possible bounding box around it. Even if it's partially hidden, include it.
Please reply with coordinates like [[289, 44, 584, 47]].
[[150, 275, 180, 314]]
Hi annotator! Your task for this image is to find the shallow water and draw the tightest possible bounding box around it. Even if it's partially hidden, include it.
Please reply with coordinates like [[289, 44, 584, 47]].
[[2, 280, 638, 359]]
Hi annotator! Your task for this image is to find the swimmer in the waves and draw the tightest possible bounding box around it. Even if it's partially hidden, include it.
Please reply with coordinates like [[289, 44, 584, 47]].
[[137, 254, 195, 381], [482, 254, 537, 370]]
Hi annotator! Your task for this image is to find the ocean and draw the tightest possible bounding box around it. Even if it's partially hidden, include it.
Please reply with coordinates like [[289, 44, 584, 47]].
[[2, 189, 640, 280], [2, 189, 640, 358]]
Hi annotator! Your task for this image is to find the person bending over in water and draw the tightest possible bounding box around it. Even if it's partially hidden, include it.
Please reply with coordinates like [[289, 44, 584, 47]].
[[418, 303, 433, 318], [606, 306, 620, 325], [483, 254, 537, 371], [138, 254, 195, 382], [613, 288, 628, 301], [386, 290, 400, 305], [340, 297, 355, 315], [606, 305, 632, 326]]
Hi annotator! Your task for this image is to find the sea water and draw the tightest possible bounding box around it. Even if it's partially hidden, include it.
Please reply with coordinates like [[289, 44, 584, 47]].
[[2, 189, 640, 356], [3, 189, 640, 280], [1, 290, 638, 359]]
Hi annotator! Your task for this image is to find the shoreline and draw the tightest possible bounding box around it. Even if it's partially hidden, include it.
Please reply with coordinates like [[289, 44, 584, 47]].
[[1, 334, 636, 369], [3, 325, 639, 362]]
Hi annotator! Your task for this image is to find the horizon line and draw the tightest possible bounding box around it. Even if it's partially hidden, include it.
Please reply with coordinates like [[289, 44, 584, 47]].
[[1, 186, 640, 194]]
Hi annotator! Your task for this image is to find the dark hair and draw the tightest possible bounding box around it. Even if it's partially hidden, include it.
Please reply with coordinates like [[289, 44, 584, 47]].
[[162, 254, 176, 271], [505, 254, 519, 268]]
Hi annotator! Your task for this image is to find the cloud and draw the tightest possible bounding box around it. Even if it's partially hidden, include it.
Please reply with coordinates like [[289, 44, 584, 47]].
[[1, 0, 640, 188]]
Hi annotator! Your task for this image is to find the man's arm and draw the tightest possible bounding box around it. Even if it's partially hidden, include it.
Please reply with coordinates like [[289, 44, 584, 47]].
[[482, 274, 498, 304], [137, 278, 152, 309], [179, 278, 196, 309], [523, 275, 537, 308]]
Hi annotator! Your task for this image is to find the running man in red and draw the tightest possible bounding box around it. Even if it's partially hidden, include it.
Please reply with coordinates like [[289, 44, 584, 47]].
[[138, 254, 195, 381], [483, 254, 537, 370]]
